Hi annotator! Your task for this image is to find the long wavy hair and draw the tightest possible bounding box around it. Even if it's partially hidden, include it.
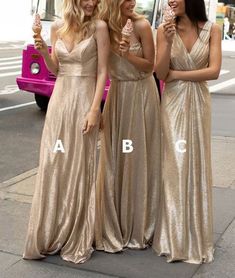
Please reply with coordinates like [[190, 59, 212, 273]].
[[58, 0, 101, 42], [99, 0, 143, 48]]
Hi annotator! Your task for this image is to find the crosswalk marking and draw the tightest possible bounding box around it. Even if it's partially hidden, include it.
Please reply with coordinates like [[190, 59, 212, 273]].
[[0, 71, 21, 78], [0, 56, 21, 62], [0, 41, 23, 44], [0, 60, 22, 66], [0, 46, 24, 50], [209, 78, 235, 92], [0, 55, 22, 78], [0, 102, 36, 112], [0, 65, 21, 71], [220, 70, 230, 76], [0, 85, 19, 95]]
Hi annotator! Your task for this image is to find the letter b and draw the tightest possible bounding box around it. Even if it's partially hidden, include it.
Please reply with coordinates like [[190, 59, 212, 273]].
[[122, 140, 134, 153]]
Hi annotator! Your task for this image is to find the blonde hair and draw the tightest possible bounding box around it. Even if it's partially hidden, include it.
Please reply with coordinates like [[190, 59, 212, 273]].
[[99, 0, 144, 48], [58, 0, 101, 42]]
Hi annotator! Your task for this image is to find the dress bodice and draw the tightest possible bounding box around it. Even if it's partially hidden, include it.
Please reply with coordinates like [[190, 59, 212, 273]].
[[55, 35, 97, 77], [170, 21, 213, 71], [109, 42, 152, 81]]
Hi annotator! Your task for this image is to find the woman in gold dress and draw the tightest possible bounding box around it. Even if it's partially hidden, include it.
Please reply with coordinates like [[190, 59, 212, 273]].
[[95, 0, 161, 252], [23, 0, 110, 264], [153, 0, 222, 264]]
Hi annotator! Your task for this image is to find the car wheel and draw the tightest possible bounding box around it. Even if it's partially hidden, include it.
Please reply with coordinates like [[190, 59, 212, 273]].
[[34, 94, 49, 111]]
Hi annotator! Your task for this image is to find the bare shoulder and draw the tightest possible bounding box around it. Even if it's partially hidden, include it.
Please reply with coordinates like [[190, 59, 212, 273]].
[[134, 18, 151, 32], [211, 23, 222, 35], [51, 19, 63, 33], [209, 23, 222, 43], [95, 19, 108, 31]]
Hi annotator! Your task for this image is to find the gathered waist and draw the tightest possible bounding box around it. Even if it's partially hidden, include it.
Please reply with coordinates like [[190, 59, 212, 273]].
[[111, 73, 152, 82], [164, 79, 209, 94], [58, 63, 97, 77]]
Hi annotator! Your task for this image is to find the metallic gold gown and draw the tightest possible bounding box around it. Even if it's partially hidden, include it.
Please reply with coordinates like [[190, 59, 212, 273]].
[[95, 42, 161, 252], [153, 21, 214, 264], [23, 35, 99, 264]]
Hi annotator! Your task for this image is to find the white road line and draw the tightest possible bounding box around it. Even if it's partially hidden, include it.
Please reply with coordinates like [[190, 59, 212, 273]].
[[0, 56, 21, 61], [0, 71, 21, 78], [0, 65, 21, 71], [220, 70, 230, 76], [0, 60, 21, 66], [0, 102, 36, 112], [209, 78, 235, 92], [0, 41, 23, 44], [0, 46, 23, 50], [0, 85, 20, 95]]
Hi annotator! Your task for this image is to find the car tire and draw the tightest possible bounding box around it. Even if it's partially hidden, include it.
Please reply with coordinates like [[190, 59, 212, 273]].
[[35, 94, 49, 111]]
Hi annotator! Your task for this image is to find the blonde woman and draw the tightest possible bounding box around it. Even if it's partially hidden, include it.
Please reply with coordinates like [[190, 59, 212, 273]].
[[95, 0, 161, 252], [23, 0, 109, 264]]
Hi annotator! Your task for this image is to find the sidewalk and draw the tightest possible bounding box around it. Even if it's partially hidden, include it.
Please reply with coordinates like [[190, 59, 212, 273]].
[[0, 136, 235, 278]]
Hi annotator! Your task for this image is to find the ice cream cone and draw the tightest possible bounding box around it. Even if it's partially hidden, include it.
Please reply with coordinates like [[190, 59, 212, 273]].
[[32, 13, 42, 39], [121, 19, 133, 56], [121, 19, 133, 42], [162, 5, 175, 24]]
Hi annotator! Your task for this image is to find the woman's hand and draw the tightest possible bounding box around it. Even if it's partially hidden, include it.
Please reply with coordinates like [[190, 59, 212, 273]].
[[163, 22, 176, 45], [165, 70, 176, 83], [33, 34, 48, 56], [119, 38, 130, 57], [82, 110, 101, 135]]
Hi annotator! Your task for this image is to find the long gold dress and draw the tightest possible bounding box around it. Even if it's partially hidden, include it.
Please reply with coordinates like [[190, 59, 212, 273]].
[[153, 21, 214, 264], [95, 41, 161, 252], [23, 35, 99, 264]]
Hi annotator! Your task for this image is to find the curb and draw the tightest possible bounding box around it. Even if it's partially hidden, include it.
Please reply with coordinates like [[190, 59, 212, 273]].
[[0, 168, 37, 189]]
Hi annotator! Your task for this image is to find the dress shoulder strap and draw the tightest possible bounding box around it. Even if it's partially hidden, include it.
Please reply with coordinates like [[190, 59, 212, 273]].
[[200, 21, 213, 43]]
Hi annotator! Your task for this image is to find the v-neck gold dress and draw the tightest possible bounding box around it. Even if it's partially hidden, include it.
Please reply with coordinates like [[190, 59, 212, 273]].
[[153, 21, 214, 264], [23, 35, 99, 264], [95, 41, 161, 252]]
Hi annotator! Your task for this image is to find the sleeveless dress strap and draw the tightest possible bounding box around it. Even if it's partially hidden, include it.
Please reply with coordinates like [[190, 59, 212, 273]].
[[200, 21, 213, 44]]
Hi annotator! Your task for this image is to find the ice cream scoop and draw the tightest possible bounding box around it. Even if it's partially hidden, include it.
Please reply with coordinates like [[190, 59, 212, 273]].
[[162, 5, 175, 23], [32, 13, 42, 38], [121, 19, 133, 41]]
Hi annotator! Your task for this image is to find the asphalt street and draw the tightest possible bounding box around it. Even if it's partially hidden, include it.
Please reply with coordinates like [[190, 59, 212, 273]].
[[0, 40, 235, 183], [0, 41, 45, 183]]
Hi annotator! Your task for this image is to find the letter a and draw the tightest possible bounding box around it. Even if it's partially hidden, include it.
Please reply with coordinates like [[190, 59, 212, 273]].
[[53, 139, 65, 153]]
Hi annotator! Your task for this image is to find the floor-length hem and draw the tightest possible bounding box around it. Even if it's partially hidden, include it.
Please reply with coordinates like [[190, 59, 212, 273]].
[[153, 247, 214, 264], [96, 243, 151, 253], [61, 248, 94, 264]]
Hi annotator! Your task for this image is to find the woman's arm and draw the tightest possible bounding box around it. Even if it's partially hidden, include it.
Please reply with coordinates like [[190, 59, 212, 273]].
[[34, 22, 59, 76], [120, 19, 154, 73], [42, 22, 59, 75], [82, 20, 110, 134], [155, 25, 172, 80], [166, 24, 222, 82], [154, 22, 176, 80]]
